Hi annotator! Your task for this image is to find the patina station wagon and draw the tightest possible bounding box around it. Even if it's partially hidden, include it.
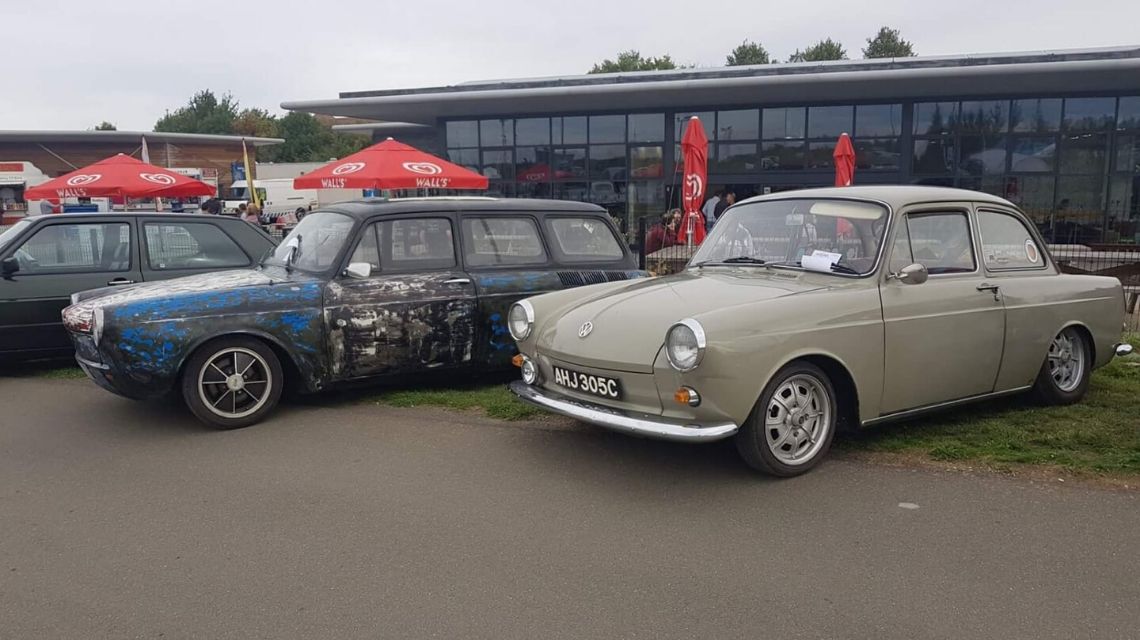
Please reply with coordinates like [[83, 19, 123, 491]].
[[509, 186, 1133, 476], [62, 198, 640, 428]]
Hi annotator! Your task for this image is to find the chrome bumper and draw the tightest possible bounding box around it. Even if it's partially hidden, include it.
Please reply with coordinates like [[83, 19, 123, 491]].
[[510, 381, 738, 443]]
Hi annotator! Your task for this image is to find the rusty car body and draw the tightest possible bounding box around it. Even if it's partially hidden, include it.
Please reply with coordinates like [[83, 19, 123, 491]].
[[62, 198, 640, 428], [509, 186, 1133, 476]]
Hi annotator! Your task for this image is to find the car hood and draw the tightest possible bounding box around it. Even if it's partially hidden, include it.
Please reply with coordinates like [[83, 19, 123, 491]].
[[538, 269, 826, 372], [67, 267, 321, 320]]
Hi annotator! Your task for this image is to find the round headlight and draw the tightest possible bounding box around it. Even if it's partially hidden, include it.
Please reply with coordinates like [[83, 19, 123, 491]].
[[665, 319, 706, 372], [508, 300, 534, 341], [520, 357, 538, 385]]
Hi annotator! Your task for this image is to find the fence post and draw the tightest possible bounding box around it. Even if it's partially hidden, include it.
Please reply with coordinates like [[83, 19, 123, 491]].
[[636, 216, 648, 270]]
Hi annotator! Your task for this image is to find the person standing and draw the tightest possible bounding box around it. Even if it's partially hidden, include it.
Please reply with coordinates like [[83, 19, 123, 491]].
[[702, 189, 721, 231], [241, 203, 261, 225], [713, 189, 736, 222]]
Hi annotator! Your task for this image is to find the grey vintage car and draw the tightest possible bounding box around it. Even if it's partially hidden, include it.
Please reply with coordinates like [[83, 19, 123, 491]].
[[509, 186, 1134, 476]]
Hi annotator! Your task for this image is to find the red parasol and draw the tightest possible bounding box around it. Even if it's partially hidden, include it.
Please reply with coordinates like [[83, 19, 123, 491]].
[[833, 133, 856, 187], [24, 154, 216, 201], [680, 116, 708, 246], [294, 138, 489, 191]]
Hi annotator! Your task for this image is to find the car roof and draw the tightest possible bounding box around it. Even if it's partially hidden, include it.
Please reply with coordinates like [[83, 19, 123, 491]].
[[737, 185, 1017, 211], [18, 212, 244, 223], [319, 197, 608, 219]]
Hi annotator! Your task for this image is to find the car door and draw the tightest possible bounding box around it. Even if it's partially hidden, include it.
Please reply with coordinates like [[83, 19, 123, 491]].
[[324, 215, 477, 379], [878, 205, 1005, 414], [138, 217, 255, 281], [0, 217, 140, 354]]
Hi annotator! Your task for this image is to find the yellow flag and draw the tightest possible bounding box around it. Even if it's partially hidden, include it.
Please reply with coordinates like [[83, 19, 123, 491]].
[[242, 139, 261, 208]]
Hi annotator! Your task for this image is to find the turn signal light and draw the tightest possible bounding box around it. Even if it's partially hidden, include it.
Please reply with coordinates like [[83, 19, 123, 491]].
[[511, 354, 525, 368], [674, 387, 701, 407]]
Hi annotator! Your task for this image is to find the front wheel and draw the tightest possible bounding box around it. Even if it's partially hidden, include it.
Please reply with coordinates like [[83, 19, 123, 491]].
[[1032, 327, 1091, 405], [181, 337, 283, 429], [734, 362, 838, 477]]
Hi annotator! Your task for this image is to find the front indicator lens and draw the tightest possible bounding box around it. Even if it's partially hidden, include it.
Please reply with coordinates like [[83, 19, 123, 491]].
[[665, 319, 706, 372], [508, 301, 534, 341]]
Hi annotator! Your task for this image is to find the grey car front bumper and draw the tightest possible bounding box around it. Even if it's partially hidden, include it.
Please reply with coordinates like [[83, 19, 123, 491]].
[[510, 381, 738, 443]]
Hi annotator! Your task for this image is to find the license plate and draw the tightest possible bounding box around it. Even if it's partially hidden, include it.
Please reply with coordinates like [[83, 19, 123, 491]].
[[552, 366, 622, 400]]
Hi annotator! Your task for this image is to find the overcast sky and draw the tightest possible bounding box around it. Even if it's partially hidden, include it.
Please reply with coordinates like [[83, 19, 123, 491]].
[[5, 0, 1139, 131]]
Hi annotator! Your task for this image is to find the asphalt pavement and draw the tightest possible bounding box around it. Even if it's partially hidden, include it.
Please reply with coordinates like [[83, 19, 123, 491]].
[[1, 375, 1138, 640]]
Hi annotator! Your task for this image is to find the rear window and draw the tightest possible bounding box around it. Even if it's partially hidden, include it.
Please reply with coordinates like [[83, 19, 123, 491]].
[[544, 217, 623, 263], [144, 222, 250, 271], [461, 217, 547, 267]]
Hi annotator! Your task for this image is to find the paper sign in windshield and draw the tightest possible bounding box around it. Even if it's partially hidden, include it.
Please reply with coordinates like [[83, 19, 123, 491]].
[[802, 250, 842, 273]]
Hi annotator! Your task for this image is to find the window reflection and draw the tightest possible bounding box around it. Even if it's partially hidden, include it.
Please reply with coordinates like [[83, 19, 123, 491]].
[[555, 117, 588, 145], [1010, 138, 1056, 172], [1055, 175, 1106, 243], [515, 146, 548, 182], [712, 143, 758, 172], [806, 141, 837, 169], [762, 107, 806, 139], [630, 146, 664, 178], [958, 101, 1008, 133], [854, 138, 901, 170], [515, 118, 550, 146], [481, 149, 513, 180], [1108, 176, 1140, 242], [1063, 98, 1116, 132], [480, 119, 513, 147], [958, 136, 1007, 175], [717, 110, 759, 140], [628, 114, 664, 143], [447, 148, 480, 172], [913, 139, 955, 174], [552, 147, 587, 179], [1116, 134, 1140, 173], [807, 106, 853, 138], [1119, 97, 1140, 131], [1011, 99, 1062, 133], [760, 141, 805, 170], [1059, 133, 1108, 174], [589, 115, 625, 143], [446, 121, 479, 148], [855, 105, 902, 137], [675, 112, 715, 140], [588, 144, 625, 180], [1004, 175, 1056, 230], [913, 102, 958, 135]]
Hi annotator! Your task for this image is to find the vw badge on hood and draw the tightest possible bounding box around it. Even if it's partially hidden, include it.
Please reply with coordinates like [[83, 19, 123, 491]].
[[578, 321, 594, 339]]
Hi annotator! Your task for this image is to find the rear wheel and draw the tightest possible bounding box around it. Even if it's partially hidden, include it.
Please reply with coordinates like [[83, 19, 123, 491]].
[[181, 337, 283, 429], [1032, 327, 1090, 405], [734, 362, 838, 477]]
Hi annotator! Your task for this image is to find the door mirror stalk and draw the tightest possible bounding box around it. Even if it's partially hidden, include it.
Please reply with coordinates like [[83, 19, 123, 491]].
[[888, 263, 928, 285]]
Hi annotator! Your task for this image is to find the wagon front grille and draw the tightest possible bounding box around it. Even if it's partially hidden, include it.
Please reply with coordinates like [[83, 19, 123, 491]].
[[556, 271, 634, 288]]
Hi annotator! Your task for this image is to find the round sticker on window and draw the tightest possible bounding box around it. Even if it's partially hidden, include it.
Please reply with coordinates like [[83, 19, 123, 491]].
[[1025, 239, 1040, 264]]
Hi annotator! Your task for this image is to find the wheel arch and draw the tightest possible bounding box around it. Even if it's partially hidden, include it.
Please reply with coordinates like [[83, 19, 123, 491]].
[[1054, 321, 1096, 365], [175, 329, 308, 394], [758, 350, 862, 431]]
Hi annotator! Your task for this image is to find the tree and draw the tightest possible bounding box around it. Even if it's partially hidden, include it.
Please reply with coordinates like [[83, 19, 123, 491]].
[[726, 40, 771, 66], [154, 90, 239, 135], [787, 38, 848, 63], [862, 27, 915, 59], [589, 50, 680, 74], [93, 121, 117, 131], [259, 112, 367, 163], [232, 108, 279, 139]]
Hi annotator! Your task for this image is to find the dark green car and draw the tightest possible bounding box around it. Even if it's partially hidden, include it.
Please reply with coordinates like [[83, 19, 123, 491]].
[[0, 213, 276, 360]]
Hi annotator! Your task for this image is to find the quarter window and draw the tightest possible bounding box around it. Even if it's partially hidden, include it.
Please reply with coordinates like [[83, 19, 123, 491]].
[[13, 222, 130, 273], [382, 218, 456, 271], [977, 210, 1046, 270], [144, 222, 249, 271], [461, 217, 547, 267], [901, 212, 976, 274], [544, 217, 623, 262]]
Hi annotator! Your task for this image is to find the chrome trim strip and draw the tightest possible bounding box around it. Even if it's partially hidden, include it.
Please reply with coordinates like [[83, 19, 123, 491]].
[[861, 385, 1032, 426], [509, 381, 738, 443]]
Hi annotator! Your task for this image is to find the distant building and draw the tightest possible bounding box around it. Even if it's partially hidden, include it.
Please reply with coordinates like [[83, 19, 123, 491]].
[[284, 46, 1140, 244]]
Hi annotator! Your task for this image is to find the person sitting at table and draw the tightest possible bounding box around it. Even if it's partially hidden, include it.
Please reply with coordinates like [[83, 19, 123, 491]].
[[645, 211, 680, 254]]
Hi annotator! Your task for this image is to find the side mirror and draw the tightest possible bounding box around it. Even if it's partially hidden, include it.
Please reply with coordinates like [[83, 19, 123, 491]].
[[891, 263, 929, 285], [344, 262, 372, 279], [1, 256, 18, 277]]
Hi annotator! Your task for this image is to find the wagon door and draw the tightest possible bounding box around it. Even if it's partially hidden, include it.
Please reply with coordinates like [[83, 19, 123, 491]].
[[879, 207, 1005, 414], [325, 216, 476, 380]]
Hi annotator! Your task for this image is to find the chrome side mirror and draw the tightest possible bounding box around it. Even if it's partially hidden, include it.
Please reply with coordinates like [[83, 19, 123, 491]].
[[890, 263, 929, 285], [344, 262, 372, 279]]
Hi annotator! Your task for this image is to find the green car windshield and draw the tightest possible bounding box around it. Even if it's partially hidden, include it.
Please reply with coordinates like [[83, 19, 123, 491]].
[[0, 219, 31, 252], [689, 198, 889, 275], [262, 211, 355, 273]]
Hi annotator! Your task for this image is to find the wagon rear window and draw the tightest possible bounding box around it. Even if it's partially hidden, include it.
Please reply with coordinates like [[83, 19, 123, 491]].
[[461, 217, 546, 267], [544, 217, 623, 263]]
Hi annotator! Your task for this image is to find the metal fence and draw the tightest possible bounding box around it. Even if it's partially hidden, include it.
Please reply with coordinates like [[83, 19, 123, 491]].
[[632, 216, 1140, 333]]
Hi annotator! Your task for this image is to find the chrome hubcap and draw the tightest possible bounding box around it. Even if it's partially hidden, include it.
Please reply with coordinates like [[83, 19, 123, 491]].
[[197, 347, 272, 419], [765, 374, 832, 466], [1047, 329, 1085, 393]]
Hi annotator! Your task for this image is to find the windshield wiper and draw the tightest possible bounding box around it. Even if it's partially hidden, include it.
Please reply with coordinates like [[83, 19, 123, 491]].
[[829, 263, 860, 275], [693, 256, 767, 267]]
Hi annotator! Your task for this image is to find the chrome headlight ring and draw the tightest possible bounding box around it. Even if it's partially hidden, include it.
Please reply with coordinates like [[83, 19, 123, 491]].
[[508, 300, 535, 341], [665, 318, 706, 372]]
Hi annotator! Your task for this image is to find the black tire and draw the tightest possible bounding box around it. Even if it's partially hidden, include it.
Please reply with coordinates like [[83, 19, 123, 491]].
[[181, 336, 283, 429], [734, 361, 838, 477], [1031, 327, 1091, 406]]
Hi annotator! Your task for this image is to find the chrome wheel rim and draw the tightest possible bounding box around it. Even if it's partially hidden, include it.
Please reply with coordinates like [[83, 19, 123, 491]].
[[764, 373, 832, 466], [197, 347, 273, 419], [1048, 329, 1086, 393]]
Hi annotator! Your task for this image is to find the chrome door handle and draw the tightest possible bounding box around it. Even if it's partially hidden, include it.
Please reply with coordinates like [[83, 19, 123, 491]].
[[976, 283, 1000, 300], [443, 278, 471, 285], [107, 278, 136, 286]]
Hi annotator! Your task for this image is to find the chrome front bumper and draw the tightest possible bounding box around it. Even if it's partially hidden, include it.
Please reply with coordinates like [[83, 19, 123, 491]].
[[510, 381, 738, 443]]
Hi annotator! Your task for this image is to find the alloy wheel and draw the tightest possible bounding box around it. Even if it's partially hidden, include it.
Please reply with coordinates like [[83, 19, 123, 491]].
[[197, 347, 274, 419], [1047, 328, 1086, 393], [764, 373, 832, 465]]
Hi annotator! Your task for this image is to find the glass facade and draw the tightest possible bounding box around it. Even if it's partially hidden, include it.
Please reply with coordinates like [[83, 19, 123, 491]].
[[443, 95, 1140, 245]]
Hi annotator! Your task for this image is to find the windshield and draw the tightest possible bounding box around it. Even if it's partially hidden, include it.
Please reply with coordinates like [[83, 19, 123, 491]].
[[263, 211, 355, 273], [0, 219, 32, 252], [689, 198, 889, 275]]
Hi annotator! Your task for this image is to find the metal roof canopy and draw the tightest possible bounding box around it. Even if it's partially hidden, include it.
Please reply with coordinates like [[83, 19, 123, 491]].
[[282, 46, 1140, 124], [0, 130, 283, 146]]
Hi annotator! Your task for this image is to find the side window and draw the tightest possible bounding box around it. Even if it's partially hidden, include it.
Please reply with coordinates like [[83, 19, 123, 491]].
[[977, 210, 1045, 270], [144, 222, 250, 270], [904, 212, 976, 275], [461, 216, 547, 267], [348, 223, 381, 271], [544, 216, 623, 263], [13, 222, 131, 273], [381, 218, 456, 271]]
